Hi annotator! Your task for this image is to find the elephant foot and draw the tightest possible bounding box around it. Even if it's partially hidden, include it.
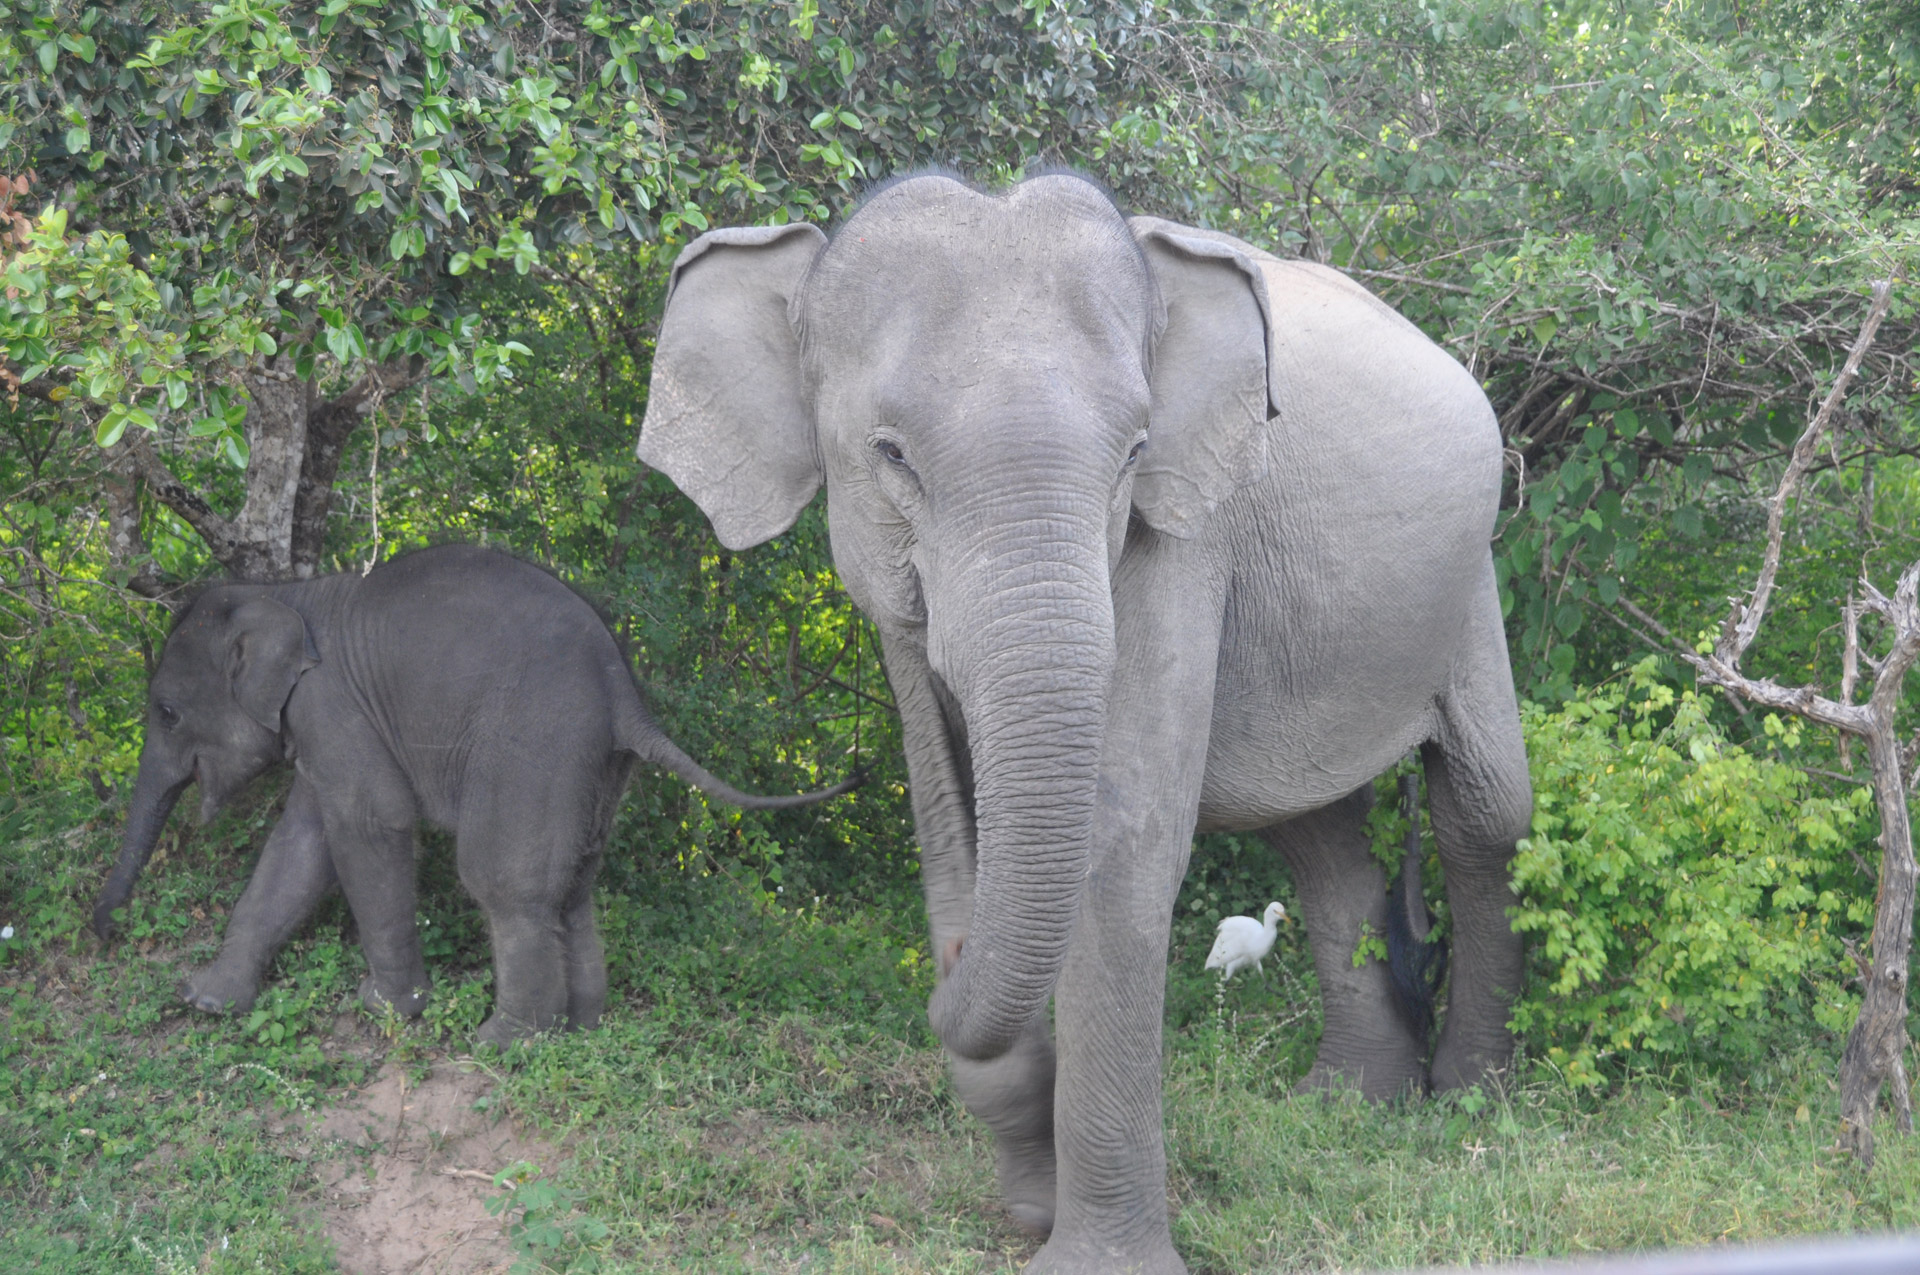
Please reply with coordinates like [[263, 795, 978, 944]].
[[179, 965, 262, 1015], [1294, 1055, 1425, 1102], [995, 1131, 1058, 1237], [1025, 1231, 1187, 1275], [1430, 1035, 1514, 1094], [474, 1009, 556, 1049], [358, 974, 429, 1019]]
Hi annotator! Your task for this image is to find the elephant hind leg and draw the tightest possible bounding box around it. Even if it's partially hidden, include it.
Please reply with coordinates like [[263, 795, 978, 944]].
[[457, 769, 609, 1046], [560, 863, 607, 1032], [1423, 576, 1533, 1093], [1261, 785, 1425, 1100]]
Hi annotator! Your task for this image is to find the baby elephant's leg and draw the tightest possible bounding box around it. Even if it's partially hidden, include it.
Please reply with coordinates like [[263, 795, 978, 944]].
[[458, 824, 576, 1047], [182, 776, 336, 1013], [560, 883, 607, 1032]]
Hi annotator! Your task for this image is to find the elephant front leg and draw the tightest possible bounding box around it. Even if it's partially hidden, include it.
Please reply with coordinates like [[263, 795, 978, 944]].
[[950, 1015, 1058, 1234], [1034, 546, 1222, 1275], [182, 775, 337, 1014], [886, 640, 1061, 1232]]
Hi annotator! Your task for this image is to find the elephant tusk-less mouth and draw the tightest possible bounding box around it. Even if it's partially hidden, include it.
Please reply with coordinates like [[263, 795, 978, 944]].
[[939, 935, 965, 979]]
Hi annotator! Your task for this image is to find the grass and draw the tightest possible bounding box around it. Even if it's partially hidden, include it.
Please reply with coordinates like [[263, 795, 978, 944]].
[[2, 777, 1916, 1273]]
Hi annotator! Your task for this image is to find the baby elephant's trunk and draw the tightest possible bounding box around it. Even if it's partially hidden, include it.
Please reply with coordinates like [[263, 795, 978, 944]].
[[94, 761, 193, 938]]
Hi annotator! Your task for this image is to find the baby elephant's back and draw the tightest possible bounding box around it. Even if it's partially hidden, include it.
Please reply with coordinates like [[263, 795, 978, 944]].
[[347, 545, 632, 810]]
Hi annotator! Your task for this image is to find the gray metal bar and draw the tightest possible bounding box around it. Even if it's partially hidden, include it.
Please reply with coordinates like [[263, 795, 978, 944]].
[[1405, 1234, 1920, 1275]]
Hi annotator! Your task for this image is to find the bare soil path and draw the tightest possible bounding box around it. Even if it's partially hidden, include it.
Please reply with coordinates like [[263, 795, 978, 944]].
[[308, 1055, 557, 1274]]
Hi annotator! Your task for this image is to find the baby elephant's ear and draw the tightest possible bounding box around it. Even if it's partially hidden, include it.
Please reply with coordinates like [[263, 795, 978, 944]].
[[638, 222, 830, 551], [225, 598, 319, 732], [1130, 218, 1279, 540]]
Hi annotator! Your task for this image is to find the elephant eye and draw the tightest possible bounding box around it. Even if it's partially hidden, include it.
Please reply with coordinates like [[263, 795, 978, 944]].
[[875, 439, 908, 466], [1127, 438, 1148, 465], [155, 703, 181, 731]]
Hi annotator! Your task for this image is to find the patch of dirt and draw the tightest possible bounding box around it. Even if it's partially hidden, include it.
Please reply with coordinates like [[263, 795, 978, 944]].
[[308, 1057, 559, 1275]]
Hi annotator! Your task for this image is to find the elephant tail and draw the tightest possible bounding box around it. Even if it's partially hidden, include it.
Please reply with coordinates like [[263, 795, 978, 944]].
[[612, 686, 864, 811], [1385, 767, 1448, 1046]]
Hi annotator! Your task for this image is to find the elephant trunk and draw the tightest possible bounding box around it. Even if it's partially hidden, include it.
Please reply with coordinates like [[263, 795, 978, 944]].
[[925, 512, 1114, 1062], [92, 751, 192, 939]]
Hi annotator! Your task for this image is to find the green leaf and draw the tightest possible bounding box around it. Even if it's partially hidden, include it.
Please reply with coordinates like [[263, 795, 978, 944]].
[[94, 407, 128, 448], [1531, 314, 1558, 347], [306, 65, 332, 95]]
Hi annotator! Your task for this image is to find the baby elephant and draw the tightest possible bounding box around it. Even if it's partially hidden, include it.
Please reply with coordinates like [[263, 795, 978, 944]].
[[93, 543, 856, 1045]]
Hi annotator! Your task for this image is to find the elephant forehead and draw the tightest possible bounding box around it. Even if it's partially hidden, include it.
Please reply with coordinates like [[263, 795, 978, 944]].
[[806, 176, 1153, 361]]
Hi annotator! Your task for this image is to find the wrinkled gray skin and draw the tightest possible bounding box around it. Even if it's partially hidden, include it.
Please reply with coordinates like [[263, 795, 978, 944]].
[[637, 174, 1532, 1274], [93, 544, 856, 1047]]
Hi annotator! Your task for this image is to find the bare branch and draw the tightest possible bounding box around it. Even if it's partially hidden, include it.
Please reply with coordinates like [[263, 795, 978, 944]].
[[1346, 267, 1475, 296], [120, 431, 238, 556], [1721, 280, 1893, 667]]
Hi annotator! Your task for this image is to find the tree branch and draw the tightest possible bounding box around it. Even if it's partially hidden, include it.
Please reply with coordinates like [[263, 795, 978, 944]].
[[1720, 281, 1894, 667]]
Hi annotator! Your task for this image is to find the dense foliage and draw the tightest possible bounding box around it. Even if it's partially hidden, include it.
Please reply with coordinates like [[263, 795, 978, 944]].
[[1509, 661, 1872, 1085]]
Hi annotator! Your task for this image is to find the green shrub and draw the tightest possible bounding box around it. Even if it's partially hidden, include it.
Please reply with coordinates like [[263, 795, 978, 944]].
[[1509, 659, 1872, 1086]]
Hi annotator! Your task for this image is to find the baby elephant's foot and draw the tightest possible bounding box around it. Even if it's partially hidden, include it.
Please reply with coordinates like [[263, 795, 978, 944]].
[[179, 964, 263, 1015], [358, 974, 429, 1019]]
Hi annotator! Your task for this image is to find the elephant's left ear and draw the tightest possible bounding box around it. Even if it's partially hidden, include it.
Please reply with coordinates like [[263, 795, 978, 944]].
[[225, 598, 320, 733], [1130, 218, 1280, 540]]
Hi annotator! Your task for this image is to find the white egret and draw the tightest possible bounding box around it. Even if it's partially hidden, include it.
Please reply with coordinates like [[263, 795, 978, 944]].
[[1205, 901, 1287, 979]]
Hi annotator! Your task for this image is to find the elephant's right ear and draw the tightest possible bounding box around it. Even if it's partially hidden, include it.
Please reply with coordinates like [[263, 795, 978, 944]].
[[638, 222, 829, 551], [225, 598, 319, 733]]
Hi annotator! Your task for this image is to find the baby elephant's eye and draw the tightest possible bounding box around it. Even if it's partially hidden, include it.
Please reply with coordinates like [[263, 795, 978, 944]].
[[155, 703, 181, 731], [876, 439, 908, 465], [1127, 438, 1148, 464]]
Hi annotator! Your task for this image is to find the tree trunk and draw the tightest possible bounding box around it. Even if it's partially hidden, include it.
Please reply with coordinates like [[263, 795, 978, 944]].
[[220, 367, 309, 580], [1838, 726, 1918, 1167], [101, 443, 167, 599], [290, 391, 370, 578], [117, 361, 416, 585]]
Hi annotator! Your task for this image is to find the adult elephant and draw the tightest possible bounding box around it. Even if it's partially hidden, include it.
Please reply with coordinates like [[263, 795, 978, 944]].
[[638, 172, 1531, 1274]]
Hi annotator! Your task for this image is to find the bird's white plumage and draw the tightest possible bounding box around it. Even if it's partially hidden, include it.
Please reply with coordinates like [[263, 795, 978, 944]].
[[1204, 901, 1287, 979]]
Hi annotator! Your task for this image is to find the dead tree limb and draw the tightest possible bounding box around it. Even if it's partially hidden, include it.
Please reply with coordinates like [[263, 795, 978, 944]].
[[1651, 280, 1912, 1166]]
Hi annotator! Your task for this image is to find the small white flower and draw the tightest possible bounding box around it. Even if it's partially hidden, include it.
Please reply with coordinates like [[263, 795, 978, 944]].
[[1, 925, 13, 940], [97, 1072, 107, 1083]]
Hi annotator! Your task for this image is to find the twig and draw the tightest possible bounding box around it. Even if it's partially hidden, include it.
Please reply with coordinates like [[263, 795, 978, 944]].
[[1347, 268, 1475, 296]]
